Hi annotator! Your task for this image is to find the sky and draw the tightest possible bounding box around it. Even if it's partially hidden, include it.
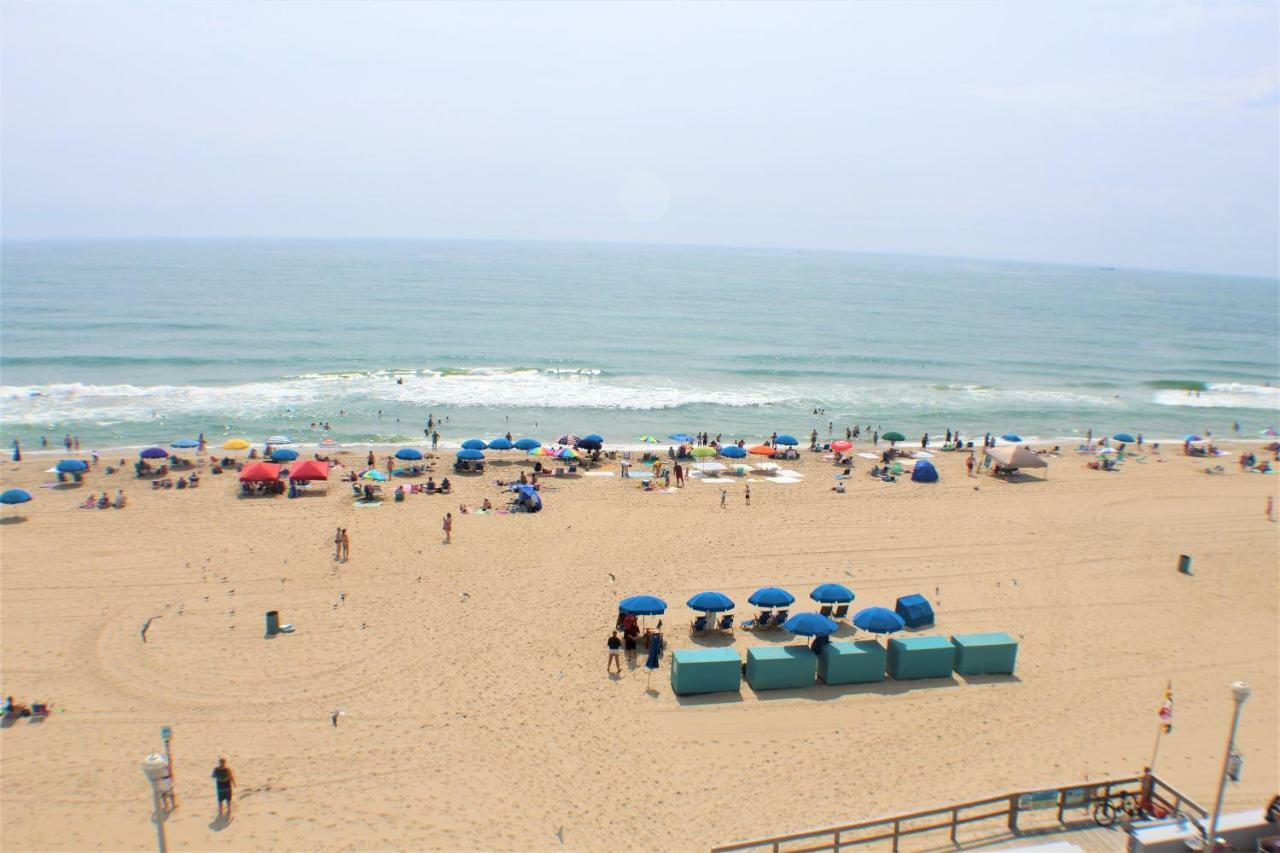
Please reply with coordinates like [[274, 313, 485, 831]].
[[2, 0, 1277, 277]]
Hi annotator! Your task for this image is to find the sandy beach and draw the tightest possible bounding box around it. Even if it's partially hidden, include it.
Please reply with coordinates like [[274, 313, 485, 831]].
[[1, 441, 1277, 851]]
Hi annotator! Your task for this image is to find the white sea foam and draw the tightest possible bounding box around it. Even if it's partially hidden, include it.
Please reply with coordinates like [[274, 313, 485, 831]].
[[1152, 382, 1280, 410]]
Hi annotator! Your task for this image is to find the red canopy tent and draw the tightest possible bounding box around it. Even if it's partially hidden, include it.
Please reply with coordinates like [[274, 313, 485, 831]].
[[288, 460, 330, 481], [239, 462, 281, 482]]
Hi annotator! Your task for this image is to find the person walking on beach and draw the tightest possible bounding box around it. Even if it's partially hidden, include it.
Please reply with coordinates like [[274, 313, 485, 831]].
[[607, 631, 622, 674], [720, 489, 727, 509], [872, 431, 878, 446], [443, 512, 453, 543], [966, 453, 976, 477], [334, 527, 343, 560], [744, 483, 751, 507], [674, 462, 684, 487], [10, 439, 19, 463], [1268, 496, 1275, 523], [922, 432, 929, 450], [431, 431, 439, 449], [211, 757, 235, 818], [340, 528, 350, 561]]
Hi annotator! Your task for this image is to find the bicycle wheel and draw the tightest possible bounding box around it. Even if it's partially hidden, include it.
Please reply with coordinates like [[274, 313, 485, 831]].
[[1093, 801, 1118, 827]]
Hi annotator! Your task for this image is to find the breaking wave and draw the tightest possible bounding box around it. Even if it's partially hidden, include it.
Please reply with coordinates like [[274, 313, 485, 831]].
[[1152, 382, 1280, 410]]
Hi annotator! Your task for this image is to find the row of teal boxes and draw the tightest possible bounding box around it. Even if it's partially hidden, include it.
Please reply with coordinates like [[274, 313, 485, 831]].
[[671, 633, 1017, 695]]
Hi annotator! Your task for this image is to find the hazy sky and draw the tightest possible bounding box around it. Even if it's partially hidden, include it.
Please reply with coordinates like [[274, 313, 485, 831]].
[[3, 1, 1277, 276]]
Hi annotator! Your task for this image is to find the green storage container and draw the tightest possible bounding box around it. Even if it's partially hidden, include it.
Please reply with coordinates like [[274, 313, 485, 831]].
[[818, 640, 886, 685], [887, 636, 954, 680], [745, 645, 817, 690], [950, 632, 1018, 675], [670, 647, 742, 696]]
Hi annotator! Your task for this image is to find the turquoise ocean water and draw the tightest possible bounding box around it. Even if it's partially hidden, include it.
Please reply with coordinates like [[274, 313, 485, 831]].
[[1, 239, 1276, 451]]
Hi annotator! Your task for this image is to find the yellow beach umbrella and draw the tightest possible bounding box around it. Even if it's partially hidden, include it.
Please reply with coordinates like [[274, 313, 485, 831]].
[[223, 438, 250, 450]]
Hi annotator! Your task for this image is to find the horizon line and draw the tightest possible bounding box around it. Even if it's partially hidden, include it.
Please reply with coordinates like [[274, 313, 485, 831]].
[[2, 234, 1276, 282]]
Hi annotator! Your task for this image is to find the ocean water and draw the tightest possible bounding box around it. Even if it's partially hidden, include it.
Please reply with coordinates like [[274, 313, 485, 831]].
[[1, 239, 1276, 450]]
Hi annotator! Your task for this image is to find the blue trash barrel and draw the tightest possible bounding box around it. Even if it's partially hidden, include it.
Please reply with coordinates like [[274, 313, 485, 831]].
[[265, 610, 280, 635], [1178, 555, 1192, 574]]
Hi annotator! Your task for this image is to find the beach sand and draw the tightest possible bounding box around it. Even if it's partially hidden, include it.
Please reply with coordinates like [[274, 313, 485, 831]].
[[1, 443, 1276, 851]]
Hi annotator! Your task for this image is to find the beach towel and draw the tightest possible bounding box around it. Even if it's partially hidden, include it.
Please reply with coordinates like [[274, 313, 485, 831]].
[[353, 500, 383, 508], [583, 471, 615, 477]]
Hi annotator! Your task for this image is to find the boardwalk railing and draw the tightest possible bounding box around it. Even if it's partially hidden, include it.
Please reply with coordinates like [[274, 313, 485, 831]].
[[711, 774, 1208, 853]]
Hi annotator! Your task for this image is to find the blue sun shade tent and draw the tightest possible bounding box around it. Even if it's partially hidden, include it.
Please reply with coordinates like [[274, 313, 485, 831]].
[[818, 640, 887, 685], [670, 647, 742, 696], [746, 646, 817, 691], [887, 636, 955, 680], [894, 594, 935, 628], [910, 460, 938, 483], [951, 632, 1018, 675], [510, 483, 542, 512]]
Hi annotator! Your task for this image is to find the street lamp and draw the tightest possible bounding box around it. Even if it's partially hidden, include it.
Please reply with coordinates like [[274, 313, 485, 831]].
[[141, 753, 170, 853], [1206, 681, 1250, 846]]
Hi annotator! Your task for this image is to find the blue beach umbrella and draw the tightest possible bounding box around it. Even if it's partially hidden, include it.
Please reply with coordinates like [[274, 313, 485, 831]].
[[810, 583, 856, 604], [271, 448, 299, 462], [669, 433, 694, 443], [720, 445, 747, 459], [513, 438, 541, 451], [171, 438, 200, 449], [619, 595, 667, 616], [748, 587, 795, 608], [56, 459, 88, 473], [1, 488, 33, 505], [395, 448, 423, 460], [582, 433, 603, 444], [853, 606, 906, 636], [687, 591, 735, 612], [1001, 433, 1023, 443], [461, 438, 487, 450], [1183, 434, 1203, 442], [774, 434, 799, 446], [140, 447, 168, 460], [575, 438, 602, 451], [1113, 433, 1136, 444], [487, 438, 514, 451], [456, 448, 485, 461], [783, 612, 839, 637]]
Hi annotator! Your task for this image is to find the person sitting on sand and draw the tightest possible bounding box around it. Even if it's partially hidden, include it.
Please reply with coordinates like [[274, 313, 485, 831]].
[[481, 498, 492, 510], [832, 481, 846, 493], [518, 471, 528, 485], [425, 477, 436, 493], [439, 478, 451, 494], [97, 492, 110, 509], [176, 477, 188, 489], [113, 490, 126, 509]]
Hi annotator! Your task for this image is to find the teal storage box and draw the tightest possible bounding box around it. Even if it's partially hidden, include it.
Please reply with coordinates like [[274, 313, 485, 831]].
[[670, 648, 741, 695], [818, 640, 886, 685], [950, 632, 1018, 675], [887, 636, 954, 680], [745, 645, 817, 690]]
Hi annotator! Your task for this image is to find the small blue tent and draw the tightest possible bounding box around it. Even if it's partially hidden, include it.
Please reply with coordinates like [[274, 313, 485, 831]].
[[895, 594, 935, 628], [910, 460, 939, 483], [510, 484, 542, 513]]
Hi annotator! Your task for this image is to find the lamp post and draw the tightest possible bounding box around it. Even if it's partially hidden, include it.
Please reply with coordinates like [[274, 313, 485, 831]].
[[1206, 681, 1250, 846], [141, 753, 170, 853]]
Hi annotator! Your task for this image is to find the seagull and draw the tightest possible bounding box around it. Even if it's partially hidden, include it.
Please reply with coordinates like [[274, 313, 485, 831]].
[[608, 573, 616, 584], [331, 710, 344, 727], [460, 592, 470, 601]]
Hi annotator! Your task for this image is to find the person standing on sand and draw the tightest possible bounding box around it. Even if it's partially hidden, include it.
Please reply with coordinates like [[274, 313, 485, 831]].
[[1267, 496, 1275, 522], [674, 462, 683, 487], [744, 483, 751, 507], [211, 757, 235, 817], [334, 527, 343, 560], [720, 489, 727, 509], [443, 512, 453, 543], [966, 454, 976, 477], [922, 432, 929, 450], [340, 528, 350, 561], [872, 431, 878, 446], [607, 631, 622, 674]]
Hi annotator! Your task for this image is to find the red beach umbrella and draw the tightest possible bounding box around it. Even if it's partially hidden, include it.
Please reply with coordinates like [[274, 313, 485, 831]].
[[831, 440, 853, 452]]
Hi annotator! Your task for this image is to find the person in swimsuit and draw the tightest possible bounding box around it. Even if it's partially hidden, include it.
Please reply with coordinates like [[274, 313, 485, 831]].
[[443, 512, 453, 543], [607, 631, 622, 674], [211, 757, 235, 817]]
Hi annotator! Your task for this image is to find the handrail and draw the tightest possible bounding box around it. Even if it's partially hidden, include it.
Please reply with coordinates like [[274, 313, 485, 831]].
[[711, 774, 1208, 853]]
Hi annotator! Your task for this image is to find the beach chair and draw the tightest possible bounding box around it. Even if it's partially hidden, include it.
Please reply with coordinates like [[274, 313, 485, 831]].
[[833, 604, 850, 620], [718, 614, 734, 632], [819, 605, 833, 618], [30, 702, 49, 718], [772, 609, 790, 627], [690, 616, 708, 633]]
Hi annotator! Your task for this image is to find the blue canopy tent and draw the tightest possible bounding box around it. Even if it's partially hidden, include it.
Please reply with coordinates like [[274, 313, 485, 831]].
[[395, 448, 424, 460], [748, 587, 795, 608], [853, 606, 906, 637], [810, 583, 855, 603], [461, 438, 488, 450], [783, 612, 839, 636], [910, 460, 939, 482], [720, 445, 747, 459], [619, 595, 667, 616], [488, 438, 515, 451], [895, 594, 935, 629], [56, 459, 88, 473], [774, 434, 798, 446], [513, 438, 541, 451], [509, 483, 542, 512], [270, 448, 299, 462]]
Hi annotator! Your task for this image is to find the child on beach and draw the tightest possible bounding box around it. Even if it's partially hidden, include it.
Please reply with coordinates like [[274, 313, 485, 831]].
[[720, 489, 727, 509], [443, 512, 453, 543], [340, 529, 350, 561], [744, 483, 751, 506]]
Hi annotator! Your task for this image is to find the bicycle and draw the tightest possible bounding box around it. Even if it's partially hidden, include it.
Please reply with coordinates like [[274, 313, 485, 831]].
[[1092, 792, 1142, 827]]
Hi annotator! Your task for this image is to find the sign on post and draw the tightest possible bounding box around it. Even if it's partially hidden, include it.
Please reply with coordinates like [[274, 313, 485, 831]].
[[1017, 790, 1059, 811]]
